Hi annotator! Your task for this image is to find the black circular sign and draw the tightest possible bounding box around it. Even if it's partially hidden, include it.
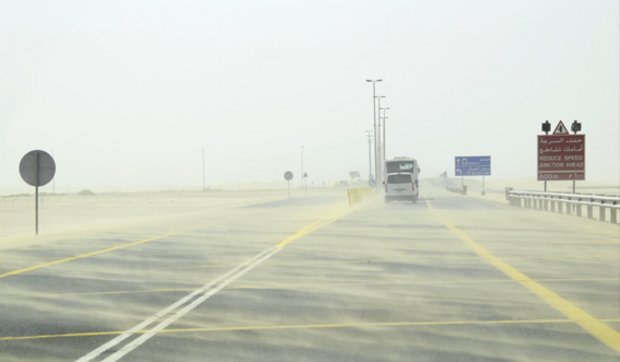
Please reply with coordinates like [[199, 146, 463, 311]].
[[19, 150, 56, 187]]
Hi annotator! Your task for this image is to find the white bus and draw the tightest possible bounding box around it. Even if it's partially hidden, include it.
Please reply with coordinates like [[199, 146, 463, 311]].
[[384, 157, 420, 203]]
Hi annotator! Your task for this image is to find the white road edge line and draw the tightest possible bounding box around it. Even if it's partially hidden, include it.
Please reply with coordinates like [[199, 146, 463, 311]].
[[76, 246, 279, 362]]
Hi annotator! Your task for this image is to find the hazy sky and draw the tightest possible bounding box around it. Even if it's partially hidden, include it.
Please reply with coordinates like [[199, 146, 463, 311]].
[[1, 0, 618, 192]]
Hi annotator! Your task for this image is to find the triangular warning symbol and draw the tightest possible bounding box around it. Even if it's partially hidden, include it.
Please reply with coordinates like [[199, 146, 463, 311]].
[[552, 121, 569, 135]]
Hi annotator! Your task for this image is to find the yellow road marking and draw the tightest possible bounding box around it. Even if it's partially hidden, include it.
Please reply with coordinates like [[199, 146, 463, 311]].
[[161, 318, 620, 334], [0, 231, 177, 279], [53, 288, 195, 297], [2, 318, 620, 342], [231, 277, 620, 291], [0, 204, 348, 284], [159, 263, 242, 270], [425, 200, 620, 354], [10, 277, 615, 300], [276, 206, 349, 249], [0, 330, 124, 341], [276, 219, 324, 249], [0, 202, 350, 280]]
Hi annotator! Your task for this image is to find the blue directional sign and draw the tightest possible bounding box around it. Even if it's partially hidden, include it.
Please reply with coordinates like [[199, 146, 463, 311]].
[[455, 156, 491, 176]]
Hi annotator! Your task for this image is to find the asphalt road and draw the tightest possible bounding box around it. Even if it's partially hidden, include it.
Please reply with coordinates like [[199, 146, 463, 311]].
[[0, 183, 618, 361]]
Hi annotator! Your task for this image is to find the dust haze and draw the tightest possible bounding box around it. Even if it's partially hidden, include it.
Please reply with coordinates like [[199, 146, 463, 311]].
[[1, 1, 619, 362], [1, 0, 618, 194]]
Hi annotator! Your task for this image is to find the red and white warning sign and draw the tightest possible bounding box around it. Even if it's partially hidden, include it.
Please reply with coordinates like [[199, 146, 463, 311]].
[[552, 120, 569, 135], [538, 121, 585, 181]]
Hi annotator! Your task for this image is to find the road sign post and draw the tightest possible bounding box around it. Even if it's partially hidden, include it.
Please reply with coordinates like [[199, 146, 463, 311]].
[[284, 171, 294, 199], [455, 156, 491, 195], [303, 172, 308, 195], [19, 150, 56, 235], [537, 121, 585, 190]]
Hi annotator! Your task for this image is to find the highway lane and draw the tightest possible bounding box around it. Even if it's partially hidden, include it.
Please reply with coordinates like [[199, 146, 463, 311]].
[[0, 191, 347, 361], [0, 184, 618, 361]]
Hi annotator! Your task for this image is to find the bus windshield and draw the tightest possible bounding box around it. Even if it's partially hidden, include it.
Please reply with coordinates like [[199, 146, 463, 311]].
[[386, 161, 415, 173]]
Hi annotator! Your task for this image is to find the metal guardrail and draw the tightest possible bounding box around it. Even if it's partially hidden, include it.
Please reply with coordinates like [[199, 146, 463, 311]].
[[506, 189, 620, 224]]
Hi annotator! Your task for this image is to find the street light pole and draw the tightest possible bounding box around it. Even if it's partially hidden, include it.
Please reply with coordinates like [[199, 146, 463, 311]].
[[381, 107, 390, 176], [366, 79, 382, 188], [376, 95, 385, 182]]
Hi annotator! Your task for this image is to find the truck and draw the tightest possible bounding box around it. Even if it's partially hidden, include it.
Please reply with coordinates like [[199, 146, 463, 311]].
[[384, 157, 420, 203]]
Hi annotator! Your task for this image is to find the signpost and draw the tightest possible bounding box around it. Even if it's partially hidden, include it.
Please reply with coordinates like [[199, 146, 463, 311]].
[[455, 156, 491, 195], [303, 172, 308, 195], [538, 120, 585, 193], [284, 171, 294, 199], [19, 150, 56, 235]]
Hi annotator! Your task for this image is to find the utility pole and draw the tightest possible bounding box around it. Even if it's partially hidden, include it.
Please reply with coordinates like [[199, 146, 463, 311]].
[[366, 79, 382, 188], [366, 130, 373, 182]]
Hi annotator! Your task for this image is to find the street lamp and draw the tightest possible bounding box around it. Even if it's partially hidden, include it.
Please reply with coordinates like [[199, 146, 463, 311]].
[[376, 95, 386, 182], [366, 79, 382, 187], [380, 107, 390, 176]]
